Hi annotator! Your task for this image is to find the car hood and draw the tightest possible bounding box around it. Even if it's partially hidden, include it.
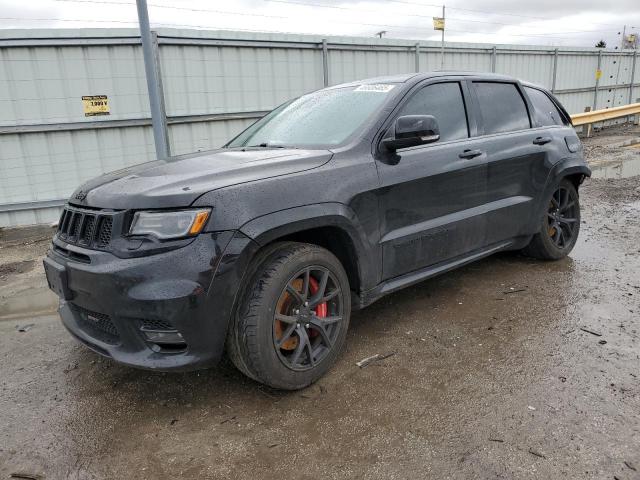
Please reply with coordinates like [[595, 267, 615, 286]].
[[69, 148, 332, 210]]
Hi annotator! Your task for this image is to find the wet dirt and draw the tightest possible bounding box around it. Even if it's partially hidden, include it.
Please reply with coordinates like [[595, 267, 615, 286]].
[[1, 126, 640, 479], [584, 123, 640, 180], [0, 225, 57, 319]]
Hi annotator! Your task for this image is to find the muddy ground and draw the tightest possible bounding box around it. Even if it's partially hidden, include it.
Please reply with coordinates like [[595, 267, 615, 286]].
[[1, 125, 639, 479]]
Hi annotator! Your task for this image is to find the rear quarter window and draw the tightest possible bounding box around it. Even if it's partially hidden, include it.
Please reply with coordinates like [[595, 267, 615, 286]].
[[524, 86, 567, 127], [474, 82, 530, 135]]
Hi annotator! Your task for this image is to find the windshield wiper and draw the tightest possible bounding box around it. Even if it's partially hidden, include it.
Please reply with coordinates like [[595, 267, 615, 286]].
[[247, 142, 288, 148]]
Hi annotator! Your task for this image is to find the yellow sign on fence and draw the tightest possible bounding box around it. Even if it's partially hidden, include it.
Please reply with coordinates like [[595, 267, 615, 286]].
[[595, 69, 602, 80], [82, 95, 110, 117], [433, 17, 445, 31]]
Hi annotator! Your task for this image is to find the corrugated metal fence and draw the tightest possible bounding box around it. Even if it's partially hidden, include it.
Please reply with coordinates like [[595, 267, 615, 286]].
[[1, 28, 639, 227]]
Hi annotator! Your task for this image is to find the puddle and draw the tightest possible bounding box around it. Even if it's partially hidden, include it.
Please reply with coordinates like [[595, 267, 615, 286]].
[[0, 259, 35, 276], [590, 156, 640, 179], [0, 286, 57, 319]]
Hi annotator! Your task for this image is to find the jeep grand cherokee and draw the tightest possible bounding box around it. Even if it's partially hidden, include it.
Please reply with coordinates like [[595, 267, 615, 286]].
[[44, 72, 590, 389]]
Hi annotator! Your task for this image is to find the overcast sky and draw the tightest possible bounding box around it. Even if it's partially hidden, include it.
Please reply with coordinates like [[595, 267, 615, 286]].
[[1, 0, 638, 48]]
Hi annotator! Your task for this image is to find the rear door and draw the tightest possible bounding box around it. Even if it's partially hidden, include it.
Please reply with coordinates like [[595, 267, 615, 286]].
[[469, 81, 553, 245], [375, 79, 489, 280]]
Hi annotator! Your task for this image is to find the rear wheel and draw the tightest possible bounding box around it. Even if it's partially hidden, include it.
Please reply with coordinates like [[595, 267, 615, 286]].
[[523, 179, 581, 260], [226, 242, 350, 390]]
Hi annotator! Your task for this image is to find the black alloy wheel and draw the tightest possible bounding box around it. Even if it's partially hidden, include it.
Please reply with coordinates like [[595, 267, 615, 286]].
[[546, 185, 579, 248], [273, 266, 344, 371], [523, 178, 581, 260], [226, 242, 351, 390]]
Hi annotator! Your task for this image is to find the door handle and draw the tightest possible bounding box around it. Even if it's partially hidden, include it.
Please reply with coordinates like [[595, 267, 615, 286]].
[[533, 136, 552, 145], [458, 149, 483, 159]]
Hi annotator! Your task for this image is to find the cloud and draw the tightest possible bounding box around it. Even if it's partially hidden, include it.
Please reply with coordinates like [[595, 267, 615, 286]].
[[0, 0, 637, 48]]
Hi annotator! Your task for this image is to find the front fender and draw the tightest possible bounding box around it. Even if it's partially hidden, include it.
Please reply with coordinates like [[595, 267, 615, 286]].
[[239, 202, 379, 291]]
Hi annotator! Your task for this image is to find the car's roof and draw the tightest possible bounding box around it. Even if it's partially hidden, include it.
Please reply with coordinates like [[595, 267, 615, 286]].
[[334, 71, 522, 87], [520, 80, 549, 91]]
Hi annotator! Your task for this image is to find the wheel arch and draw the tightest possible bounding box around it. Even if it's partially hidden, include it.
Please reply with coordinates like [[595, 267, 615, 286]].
[[239, 203, 379, 296], [521, 158, 588, 233], [543, 158, 591, 200], [552, 159, 591, 190], [528, 158, 590, 233]]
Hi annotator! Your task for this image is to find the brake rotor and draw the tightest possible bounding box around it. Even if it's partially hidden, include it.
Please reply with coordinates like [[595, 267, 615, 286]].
[[274, 275, 327, 351]]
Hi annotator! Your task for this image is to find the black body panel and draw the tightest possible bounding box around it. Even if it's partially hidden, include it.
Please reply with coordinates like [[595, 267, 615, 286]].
[[45, 72, 590, 371], [48, 231, 257, 370], [70, 148, 332, 210]]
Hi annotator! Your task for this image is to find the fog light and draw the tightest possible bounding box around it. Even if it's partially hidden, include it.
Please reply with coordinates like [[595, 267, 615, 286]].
[[142, 329, 184, 345]]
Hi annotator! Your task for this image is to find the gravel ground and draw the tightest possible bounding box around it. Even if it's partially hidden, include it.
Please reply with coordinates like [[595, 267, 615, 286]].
[[1, 125, 639, 479]]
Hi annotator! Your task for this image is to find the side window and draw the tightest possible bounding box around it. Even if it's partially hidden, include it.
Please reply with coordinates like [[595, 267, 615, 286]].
[[524, 86, 565, 127], [398, 82, 468, 142], [474, 82, 530, 135]]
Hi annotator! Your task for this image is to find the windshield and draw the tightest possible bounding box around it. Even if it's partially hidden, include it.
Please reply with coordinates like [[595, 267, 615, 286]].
[[226, 84, 397, 148]]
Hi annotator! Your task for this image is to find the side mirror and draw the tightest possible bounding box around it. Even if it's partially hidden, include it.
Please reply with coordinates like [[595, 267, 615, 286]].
[[382, 115, 440, 151]]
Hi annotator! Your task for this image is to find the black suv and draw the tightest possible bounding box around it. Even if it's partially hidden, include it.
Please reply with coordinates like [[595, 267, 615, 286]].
[[44, 72, 590, 389]]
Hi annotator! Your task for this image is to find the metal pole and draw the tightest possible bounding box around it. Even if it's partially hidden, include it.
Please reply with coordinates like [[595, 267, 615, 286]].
[[627, 50, 637, 123], [610, 26, 626, 108], [629, 50, 637, 104], [491, 46, 496, 73], [593, 49, 602, 110], [551, 48, 558, 93], [440, 5, 445, 69], [136, 0, 170, 159], [414, 43, 420, 72], [322, 38, 329, 87]]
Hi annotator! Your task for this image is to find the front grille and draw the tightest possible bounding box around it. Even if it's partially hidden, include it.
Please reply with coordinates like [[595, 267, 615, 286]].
[[97, 217, 113, 247], [57, 207, 114, 250], [74, 305, 120, 344], [60, 209, 72, 233], [139, 318, 175, 331], [81, 216, 96, 245]]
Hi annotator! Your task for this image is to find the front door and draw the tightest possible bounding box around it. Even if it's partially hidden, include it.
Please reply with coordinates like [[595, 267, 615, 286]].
[[375, 80, 489, 280]]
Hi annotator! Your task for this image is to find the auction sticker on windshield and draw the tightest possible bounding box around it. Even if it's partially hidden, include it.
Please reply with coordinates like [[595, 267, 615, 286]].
[[354, 84, 395, 93]]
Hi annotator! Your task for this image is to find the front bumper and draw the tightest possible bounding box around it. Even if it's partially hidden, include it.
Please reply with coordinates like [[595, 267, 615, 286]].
[[45, 231, 257, 371]]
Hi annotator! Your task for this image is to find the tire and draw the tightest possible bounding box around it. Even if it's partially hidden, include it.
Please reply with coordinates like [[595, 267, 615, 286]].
[[226, 242, 351, 390], [523, 179, 581, 260]]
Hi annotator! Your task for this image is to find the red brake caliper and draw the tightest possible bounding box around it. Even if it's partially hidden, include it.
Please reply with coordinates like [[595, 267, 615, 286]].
[[308, 276, 327, 318], [276, 274, 327, 350]]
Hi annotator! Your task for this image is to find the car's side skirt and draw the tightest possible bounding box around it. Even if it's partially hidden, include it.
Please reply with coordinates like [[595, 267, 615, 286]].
[[357, 240, 513, 309]]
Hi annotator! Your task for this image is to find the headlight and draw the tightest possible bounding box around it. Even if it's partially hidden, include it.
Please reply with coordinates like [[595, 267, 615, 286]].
[[129, 209, 210, 239]]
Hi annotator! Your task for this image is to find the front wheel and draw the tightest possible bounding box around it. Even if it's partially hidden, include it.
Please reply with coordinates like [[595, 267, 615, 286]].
[[226, 242, 351, 390], [523, 179, 581, 260]]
